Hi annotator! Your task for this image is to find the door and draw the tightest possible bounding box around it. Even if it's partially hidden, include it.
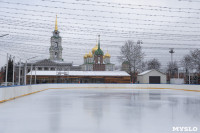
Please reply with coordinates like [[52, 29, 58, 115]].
[[149, 76, 160, 84]]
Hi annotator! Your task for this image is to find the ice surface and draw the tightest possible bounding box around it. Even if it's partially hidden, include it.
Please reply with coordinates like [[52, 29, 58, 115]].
[[0, 89, 200, 133]]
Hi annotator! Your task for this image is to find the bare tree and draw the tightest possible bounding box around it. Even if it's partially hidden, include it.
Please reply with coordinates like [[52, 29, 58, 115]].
[[147, 58, 161, 70], [181, 55, 192, 74], [181, 49, 200, 72], [140, 61, 148, 72], [180, 49, 200, 84], [119, 40, 144, 82], [190, 49, 200, 73], [167, 61, 178, 78]]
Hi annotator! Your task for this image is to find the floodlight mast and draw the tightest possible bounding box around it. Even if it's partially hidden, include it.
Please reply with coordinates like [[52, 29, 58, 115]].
[[169, 48, 175, 63]]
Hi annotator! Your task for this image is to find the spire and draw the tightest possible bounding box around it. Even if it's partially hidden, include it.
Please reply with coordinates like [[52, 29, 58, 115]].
[[98, 35, 100, 49], [55, 15, 58, 31], [94, 35, 104, 55], [96, 35, 98, 45]]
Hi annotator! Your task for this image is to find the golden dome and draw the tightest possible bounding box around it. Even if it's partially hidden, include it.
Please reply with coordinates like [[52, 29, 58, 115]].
[[92, 44, 98, 54], [104, 51, 111, 58], [88, 52, 93, 58], [84, 53, 88, 58]]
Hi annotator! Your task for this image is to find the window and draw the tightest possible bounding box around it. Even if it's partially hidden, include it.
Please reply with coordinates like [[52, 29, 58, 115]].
[[98, 57, 100, 64], [55, 42, 58, 47], [44, 67, 49, 71], [51, 68, 55, 70]]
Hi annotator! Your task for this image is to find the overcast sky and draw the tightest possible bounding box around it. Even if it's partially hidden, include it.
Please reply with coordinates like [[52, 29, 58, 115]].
[[0, 0, 200, 69]]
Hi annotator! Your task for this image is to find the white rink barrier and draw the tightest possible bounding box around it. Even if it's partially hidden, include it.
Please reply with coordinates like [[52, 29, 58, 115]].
[[46, 84, 200, 92], [0, 85, 48, 103], [1, 84, 200, 103]]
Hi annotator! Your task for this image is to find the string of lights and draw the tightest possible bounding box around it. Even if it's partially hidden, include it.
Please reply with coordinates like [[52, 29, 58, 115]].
[[1, 6, 200, 26], [1, 10, 200, 30], [1, 14, 200, 33], [73, 0, 200, 11], [0, 0, 199, 67], [0, 1, 200, 20], [1, 21, 200, 39]]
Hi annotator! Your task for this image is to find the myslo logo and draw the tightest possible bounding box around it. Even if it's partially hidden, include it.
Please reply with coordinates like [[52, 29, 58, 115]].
[[172, 127, 198, 132]]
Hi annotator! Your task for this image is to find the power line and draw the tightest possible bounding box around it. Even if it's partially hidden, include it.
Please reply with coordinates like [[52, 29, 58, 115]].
[[1, 21, 200, 39], [1, 1, 200, 20], [74, 0, 200, 11], [1, 10, 200, 30], [2, 6, 200, 25], [1, 14, 200, 33]]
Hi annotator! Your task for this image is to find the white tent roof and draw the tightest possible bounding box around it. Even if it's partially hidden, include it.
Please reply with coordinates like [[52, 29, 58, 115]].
[[27, 71, 130, 77]]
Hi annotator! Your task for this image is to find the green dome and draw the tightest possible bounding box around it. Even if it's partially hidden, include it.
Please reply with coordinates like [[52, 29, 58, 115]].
[[95, 48, 104, 55]]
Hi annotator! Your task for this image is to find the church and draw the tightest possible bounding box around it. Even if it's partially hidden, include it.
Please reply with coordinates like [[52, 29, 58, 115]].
[[15, 16, 130, 84], [25, 15, 80, 72], [81, 35, 115, 71], [15, 16, 80, 84]]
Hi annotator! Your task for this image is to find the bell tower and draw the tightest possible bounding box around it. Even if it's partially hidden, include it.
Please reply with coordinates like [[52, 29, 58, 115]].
[[93, 35, 105, 71], [49, 15, 63, 61]]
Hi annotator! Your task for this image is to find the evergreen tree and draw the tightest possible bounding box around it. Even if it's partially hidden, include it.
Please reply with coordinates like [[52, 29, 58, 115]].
[[3, 56, 13, 82]]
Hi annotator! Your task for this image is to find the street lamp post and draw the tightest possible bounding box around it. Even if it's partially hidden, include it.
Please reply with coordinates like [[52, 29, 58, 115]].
[[24, 60, 27, 85], [30, 63, 33, 85], [18, 59, 21, 85], [34, 66, 37, 84], [24, 56, 38, 85]]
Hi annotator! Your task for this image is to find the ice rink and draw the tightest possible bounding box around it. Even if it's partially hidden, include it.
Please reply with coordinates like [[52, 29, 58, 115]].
[[0, 89, 200, 133]]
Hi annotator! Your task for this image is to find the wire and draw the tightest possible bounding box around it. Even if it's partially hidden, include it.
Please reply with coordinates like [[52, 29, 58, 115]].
[[1, 1, 200, 20]]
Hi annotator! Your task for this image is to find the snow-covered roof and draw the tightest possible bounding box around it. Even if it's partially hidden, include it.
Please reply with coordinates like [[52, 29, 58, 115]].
[[27, 71, 130, 77], [27, 59, 72, 66], [138, 69, 165, 76], [138, 70, 152, 76]]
